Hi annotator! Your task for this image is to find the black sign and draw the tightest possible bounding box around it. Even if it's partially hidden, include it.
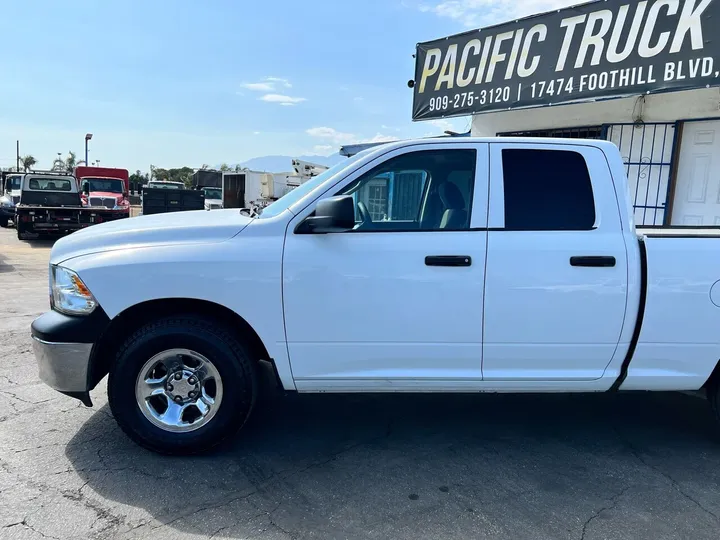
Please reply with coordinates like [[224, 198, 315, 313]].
[[412, 0, 720, 120]]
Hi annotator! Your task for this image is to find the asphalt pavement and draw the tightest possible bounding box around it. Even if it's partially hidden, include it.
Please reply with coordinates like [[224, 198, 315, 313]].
[[2, 225, 720, 539]]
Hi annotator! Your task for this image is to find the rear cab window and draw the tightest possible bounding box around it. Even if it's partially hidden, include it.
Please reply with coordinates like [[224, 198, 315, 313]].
[[25, 177, 75, 192]]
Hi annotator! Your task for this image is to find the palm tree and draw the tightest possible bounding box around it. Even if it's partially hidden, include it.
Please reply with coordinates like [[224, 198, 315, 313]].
[[21, 155, 37, 172], [65, 151, 77, 172]]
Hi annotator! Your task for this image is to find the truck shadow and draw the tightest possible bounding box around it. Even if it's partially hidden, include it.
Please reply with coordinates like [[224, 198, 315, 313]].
[[65, 372, 720, 538], [0, 253, 15, 273], [22, 237, 60, 249]]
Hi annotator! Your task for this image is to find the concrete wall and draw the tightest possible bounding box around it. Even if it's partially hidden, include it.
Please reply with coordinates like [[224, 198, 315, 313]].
[[471, 88, 720, 136]]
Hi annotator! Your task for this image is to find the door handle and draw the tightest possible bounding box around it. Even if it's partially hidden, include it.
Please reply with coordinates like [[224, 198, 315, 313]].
[[425, 255, 472, 267], [570, 256, 616, 267]]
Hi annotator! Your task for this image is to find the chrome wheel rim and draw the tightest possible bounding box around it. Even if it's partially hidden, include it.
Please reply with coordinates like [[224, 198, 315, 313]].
[[135, 348, 224, 433]]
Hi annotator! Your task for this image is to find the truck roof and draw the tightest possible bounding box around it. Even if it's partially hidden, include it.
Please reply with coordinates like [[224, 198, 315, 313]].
[[365, 136, 617, 151]]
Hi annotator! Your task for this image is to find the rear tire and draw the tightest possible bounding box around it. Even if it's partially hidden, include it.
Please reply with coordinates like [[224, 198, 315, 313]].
[[709, 378, 720, 423], [108, 315, 258, 455], [0, 216, 8, 228]]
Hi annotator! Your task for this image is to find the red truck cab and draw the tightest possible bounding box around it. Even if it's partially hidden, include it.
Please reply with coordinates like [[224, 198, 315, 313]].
[[74, 166, 130, 220]]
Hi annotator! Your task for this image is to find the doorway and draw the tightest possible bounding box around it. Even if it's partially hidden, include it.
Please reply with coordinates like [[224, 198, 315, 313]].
[[672, 120, 720, 225]]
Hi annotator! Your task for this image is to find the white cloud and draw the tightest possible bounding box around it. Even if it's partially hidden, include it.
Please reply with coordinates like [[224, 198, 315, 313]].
[[313, 145, 335, 154], [253, 131, 261, 135], [265, 77, 292, 88], [367, 133, 399, 143], [306, 126, 357, 144], [306, 126, 399, 147], [260, 94, 307, 105], [240, 82, 275, 91], [429, 119, 454, 131], [241, 77, 294, 94], [418, 0, 578, 27]]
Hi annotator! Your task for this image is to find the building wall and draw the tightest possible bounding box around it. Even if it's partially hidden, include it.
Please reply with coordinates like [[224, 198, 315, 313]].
[[471, 88, 720, 136], [471, 88, 720, 227]]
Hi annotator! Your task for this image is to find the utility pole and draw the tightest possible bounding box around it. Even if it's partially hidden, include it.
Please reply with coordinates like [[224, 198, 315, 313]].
[[85, 133, 93, 166], [16, 140, 19, 171]]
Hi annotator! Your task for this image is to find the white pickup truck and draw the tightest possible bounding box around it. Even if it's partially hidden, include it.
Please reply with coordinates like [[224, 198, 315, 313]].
[[31, 138, 720, 454]]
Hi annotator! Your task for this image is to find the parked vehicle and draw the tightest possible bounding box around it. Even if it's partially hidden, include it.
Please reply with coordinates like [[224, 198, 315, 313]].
[[145, 180, 185, 190], [0, 172, 23, 227], [15, 172, 105, 239], [140, 181, 204, 215], [31, 137, 720, 454], [201, 187, 222, 210], [75, 166, 130, 221], [191, 170, 223, 210]]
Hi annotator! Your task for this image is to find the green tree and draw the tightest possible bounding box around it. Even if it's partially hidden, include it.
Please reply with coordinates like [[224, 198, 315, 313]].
[[219, 163, 230, 172], [152, 167, 169, 181], [129, 170, 149, 193], [65, 151, 77, 172], [21, 155, 37, 172]]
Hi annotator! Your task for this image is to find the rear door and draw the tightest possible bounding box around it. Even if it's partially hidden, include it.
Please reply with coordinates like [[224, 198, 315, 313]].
[[282, 143, 489, 390], [482, 143, 629, 381]]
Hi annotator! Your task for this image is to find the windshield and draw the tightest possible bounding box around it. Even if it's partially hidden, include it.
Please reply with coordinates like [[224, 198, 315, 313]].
[[203, 187, 222, 199], [148, 182, 183, 190], [9, 176, 21, 190], [82, 177, 124, 193], [258, 152, 369, 219]]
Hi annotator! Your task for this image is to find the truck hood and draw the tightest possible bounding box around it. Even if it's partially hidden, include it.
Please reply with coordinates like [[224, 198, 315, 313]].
[[89, 191, 123, 199], [51, 209, 252, 265]]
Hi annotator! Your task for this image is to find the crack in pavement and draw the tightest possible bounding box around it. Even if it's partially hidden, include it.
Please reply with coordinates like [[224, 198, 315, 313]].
[[136, 426, 393, 536], [62, 482, 126, 538], [617, 430, 720, 523], [3, 518, 62, 539], [579, 486, 631, 540], [1, 456, 129, 539]]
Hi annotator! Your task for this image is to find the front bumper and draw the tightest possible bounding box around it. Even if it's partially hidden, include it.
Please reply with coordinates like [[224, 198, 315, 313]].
[[32, 337, 93, 403], [31, 307, 111, 406]]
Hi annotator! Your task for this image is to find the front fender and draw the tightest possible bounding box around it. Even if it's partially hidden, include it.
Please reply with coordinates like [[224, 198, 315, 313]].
[[65, 232, 293, 388]]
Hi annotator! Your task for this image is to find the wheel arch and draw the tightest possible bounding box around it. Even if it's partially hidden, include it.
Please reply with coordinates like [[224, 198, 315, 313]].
[[88, 298, 273, 390]]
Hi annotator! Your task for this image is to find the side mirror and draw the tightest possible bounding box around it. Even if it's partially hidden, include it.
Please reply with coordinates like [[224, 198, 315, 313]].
[[296, 195, 355, 234], [82, 184, 90, 195]]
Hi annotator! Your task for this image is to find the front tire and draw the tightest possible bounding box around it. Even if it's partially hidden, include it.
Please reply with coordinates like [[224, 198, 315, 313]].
[[108, 316, 258, 454], [0, 216, 8, 228]]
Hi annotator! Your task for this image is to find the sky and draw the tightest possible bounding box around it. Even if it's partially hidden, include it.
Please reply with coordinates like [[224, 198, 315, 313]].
[[0, 0, 579, 172]]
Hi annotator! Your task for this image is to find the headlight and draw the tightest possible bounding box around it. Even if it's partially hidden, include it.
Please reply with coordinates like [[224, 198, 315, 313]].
[[50, 266, 97, 315]]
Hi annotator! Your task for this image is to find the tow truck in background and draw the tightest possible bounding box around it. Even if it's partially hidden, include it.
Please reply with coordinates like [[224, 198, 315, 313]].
[[0, 171, 23, 227], [74, 166, 130, 221], [14, 171, 106, 239]]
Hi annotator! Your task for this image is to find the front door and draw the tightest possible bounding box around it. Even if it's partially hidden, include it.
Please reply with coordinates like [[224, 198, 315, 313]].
[[282, 144, 489, 390], [672, 120, 720, 225], [482, 143, 629, 381]]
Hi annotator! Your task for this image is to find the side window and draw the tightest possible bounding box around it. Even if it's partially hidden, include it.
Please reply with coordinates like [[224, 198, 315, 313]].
[[501, 149, 595, 231], [337, 149, 476, 231]]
